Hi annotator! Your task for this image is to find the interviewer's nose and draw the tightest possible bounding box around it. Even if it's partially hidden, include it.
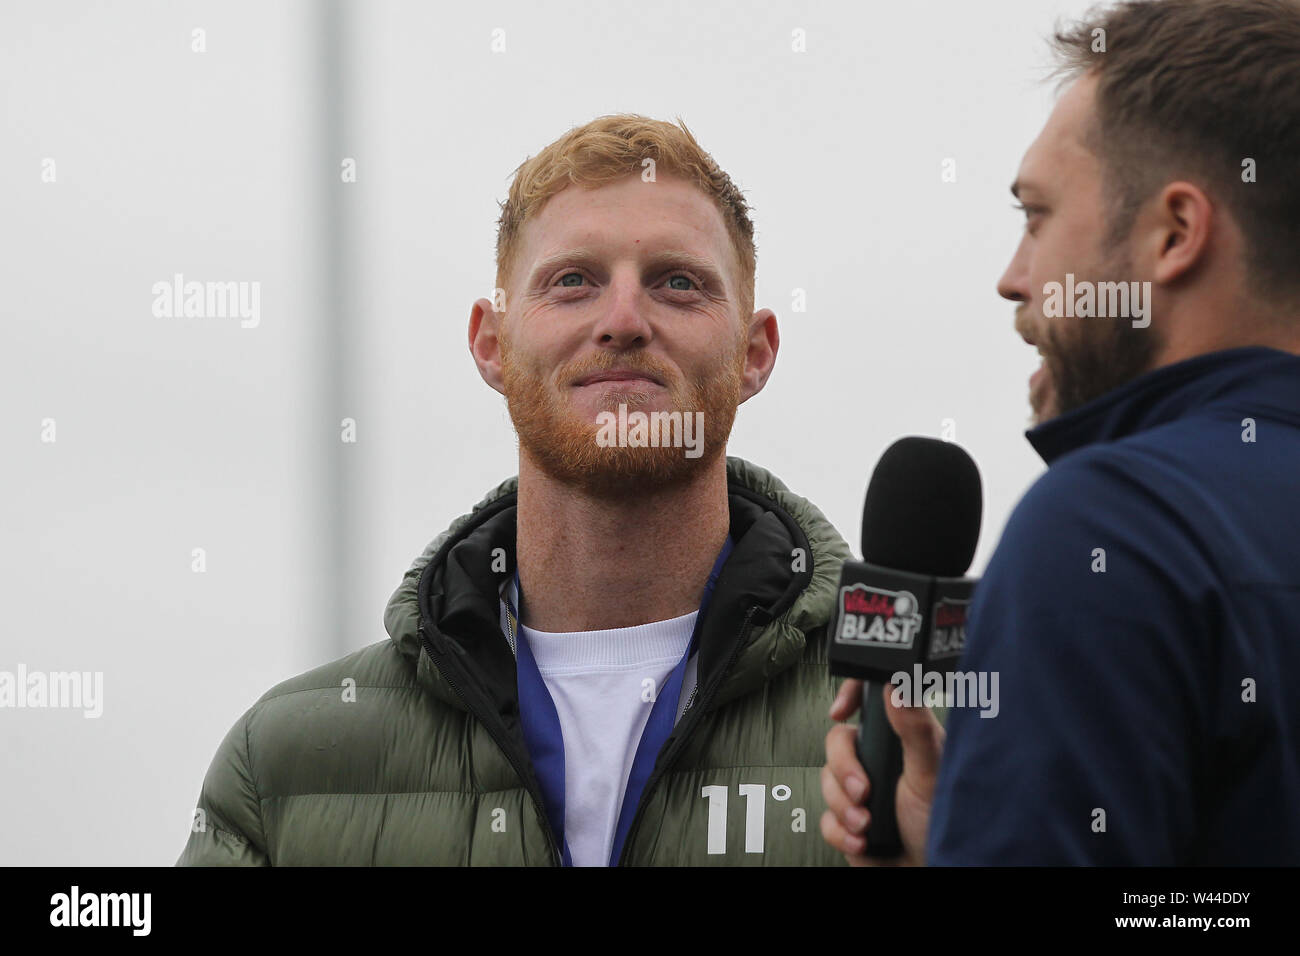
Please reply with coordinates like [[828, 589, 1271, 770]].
[[997, 235, 1030, 304]]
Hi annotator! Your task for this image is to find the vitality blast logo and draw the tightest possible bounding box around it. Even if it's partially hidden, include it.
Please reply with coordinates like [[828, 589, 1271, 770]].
[[834, 584, 922, 649]]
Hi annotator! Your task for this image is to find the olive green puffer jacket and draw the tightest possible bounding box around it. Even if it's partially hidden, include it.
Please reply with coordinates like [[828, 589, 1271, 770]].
[[177, 457, 853, 865]]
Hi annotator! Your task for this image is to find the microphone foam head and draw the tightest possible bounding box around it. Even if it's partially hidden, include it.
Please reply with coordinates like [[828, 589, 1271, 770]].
[[860, 437, 983, 577]]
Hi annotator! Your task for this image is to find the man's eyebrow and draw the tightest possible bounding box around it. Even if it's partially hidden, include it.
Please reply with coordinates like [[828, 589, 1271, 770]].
[[642, 250, 727, 283], [1010, 179, 1044, 201], [527, 249, 599, 282]]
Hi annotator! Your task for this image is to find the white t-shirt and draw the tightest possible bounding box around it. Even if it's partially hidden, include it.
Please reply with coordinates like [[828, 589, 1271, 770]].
[[500, 583, 698, 867]]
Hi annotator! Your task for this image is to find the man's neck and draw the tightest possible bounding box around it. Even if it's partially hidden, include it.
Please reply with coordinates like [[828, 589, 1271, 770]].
[[514, 453, 731, 633], [1152, 291, 1300, 367]]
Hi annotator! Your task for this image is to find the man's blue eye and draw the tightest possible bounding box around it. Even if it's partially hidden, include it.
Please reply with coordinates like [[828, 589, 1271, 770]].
[[666, 275, 695, 291], [558, 273, 584, 287]]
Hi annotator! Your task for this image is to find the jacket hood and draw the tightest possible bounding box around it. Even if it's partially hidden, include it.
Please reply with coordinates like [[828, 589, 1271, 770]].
[[383, 457, 852, 713]]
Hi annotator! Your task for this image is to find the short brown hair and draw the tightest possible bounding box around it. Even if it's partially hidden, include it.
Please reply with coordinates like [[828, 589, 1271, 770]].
[[494, 114, 757, 323], [1052, 0, 1300, 301]]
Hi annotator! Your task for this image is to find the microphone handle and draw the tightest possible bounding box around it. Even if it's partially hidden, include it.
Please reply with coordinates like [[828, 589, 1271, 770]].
[[856, 679, 904, 858]]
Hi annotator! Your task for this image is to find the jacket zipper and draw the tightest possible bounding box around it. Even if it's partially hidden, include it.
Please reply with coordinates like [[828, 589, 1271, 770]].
[[419, 626, 563, 867], [615, 606, 759, 866]]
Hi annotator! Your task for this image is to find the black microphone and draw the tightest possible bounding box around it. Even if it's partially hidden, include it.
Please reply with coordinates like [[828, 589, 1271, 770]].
[[828, 437, 982, 858]]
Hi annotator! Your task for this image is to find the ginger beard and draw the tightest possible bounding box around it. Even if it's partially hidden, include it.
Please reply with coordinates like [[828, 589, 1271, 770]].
[[500, 329, 746, 498]]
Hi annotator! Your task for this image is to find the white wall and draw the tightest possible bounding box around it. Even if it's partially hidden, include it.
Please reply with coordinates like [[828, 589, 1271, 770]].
[[1, 0, 321, 865]]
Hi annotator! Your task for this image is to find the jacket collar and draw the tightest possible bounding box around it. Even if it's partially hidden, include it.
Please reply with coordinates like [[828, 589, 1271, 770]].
[[383, 457, 851, 713], [1026, 346, 1300, 465]]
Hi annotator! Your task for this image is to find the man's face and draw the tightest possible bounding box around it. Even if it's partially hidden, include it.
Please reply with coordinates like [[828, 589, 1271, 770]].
[[997, 74, 1159, 425], [495, 173, 752, 497]]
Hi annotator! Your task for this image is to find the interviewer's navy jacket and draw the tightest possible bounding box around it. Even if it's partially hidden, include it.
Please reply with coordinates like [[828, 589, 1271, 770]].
[[928, 347, 1300, 865]]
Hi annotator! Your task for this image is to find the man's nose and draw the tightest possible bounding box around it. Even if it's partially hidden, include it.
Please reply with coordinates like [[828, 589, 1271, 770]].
[[997, 235, 1030, 303], [592, 274, 653, 346]]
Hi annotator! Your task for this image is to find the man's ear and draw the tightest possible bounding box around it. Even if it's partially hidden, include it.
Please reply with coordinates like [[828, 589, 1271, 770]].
[[1144, 180, 1215, 287], [469, 297, 506, 395], [739, 308, 779, 404]]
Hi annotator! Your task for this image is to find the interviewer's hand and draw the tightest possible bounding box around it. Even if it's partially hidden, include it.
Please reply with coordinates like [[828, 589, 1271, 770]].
[[821, 678, 945, 866]]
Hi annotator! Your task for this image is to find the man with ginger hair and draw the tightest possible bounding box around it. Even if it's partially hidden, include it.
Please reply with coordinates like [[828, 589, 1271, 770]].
[[179, 114, 854, 866]]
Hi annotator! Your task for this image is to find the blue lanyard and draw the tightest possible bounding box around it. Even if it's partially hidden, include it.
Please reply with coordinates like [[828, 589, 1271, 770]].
[[506, 535, 734, 866]]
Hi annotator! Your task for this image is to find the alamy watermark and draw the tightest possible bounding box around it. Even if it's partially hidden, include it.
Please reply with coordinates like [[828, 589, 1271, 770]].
[[50, 886, 150, 936], [0, 664, 103, 718], [151, 273, 260, 328], [595, 403, 705, 458], [890, 663, 999, 718], [1042, 273, 1151, 328]]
